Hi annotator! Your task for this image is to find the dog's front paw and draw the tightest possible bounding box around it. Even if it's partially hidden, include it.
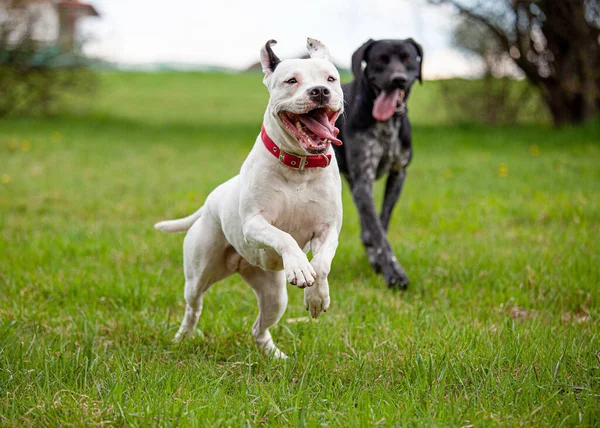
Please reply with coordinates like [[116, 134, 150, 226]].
[[304, 286, 330, 319], [283, 253, 317, 288], [382, 259, 410, 290]]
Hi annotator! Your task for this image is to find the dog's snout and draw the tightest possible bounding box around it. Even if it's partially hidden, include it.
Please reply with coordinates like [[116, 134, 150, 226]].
[[307, 86, 331, 105], [391, 74, 407, 88]]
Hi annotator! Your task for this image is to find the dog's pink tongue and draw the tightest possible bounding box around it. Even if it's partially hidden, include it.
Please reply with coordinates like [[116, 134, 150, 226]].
[[373, 89, 401, 121], [300, 110, 343, 146]]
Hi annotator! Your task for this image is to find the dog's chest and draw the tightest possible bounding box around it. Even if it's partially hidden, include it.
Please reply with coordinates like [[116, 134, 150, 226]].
[[373, 118, 400, 144], [370, 118, 404, 177], [253, 180, 335, 270], [272, 182, 325, 235]]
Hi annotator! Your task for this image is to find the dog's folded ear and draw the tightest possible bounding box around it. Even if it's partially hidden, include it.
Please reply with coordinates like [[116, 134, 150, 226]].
[[306, 38, 331, 61], [406, 38, 424, 84], [260, 39, 281, 77], [351, 39, 376, 79]]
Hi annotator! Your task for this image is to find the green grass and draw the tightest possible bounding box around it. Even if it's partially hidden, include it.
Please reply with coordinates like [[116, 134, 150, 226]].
[[1, 72, 599, 426]]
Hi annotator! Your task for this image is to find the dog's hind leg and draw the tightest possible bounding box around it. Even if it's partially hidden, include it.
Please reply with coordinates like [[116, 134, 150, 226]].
[[240, 267, 288, 359], [380, 169, 407, 232], [174, 276, 208, 342], [173, 214, 231, 342]]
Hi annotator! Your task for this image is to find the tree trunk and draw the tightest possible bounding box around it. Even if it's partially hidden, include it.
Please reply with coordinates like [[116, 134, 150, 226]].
[[541, 75, 598, 126], [544, 88, 581, 126], [537, 1, 600, 125], [433, 0, 600, 126]]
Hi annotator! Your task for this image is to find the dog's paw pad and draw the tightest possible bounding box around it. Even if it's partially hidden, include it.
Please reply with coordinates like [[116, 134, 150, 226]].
[[284, 254, 316, 288], [304, 288, 330, 319]]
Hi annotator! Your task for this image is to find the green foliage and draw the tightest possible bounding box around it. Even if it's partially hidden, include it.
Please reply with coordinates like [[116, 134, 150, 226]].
[[0, 65, 96, 117], [0, 7, 96, 117], [1, 72, 598, 426], [439, 78, 549, 125]]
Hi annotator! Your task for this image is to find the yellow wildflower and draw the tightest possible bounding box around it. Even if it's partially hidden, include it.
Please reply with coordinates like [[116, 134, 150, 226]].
[[51, 132, 62, 143], [498, 164, 508, 177], [529, 145, 540, 156]]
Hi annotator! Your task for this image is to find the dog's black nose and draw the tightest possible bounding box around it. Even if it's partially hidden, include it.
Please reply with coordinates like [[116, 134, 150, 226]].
[[391, 75, 407, 88], [307, 86, 330, 105]]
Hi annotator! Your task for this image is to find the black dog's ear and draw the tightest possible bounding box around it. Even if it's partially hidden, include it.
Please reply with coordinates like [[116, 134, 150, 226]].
[[260, 39, 281, 76], [351, 39, 376, 79], [406, 38, 423, 84]]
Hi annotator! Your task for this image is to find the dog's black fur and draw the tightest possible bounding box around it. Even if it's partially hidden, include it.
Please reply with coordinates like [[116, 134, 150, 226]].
[[333, 38, 423, 289]]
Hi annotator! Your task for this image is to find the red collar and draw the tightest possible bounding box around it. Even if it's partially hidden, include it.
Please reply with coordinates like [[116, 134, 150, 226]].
[[261, 125, 332, 170]]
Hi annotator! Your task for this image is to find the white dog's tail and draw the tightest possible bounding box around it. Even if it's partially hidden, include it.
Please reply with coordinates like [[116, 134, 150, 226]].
[[154, 206, 204, 233]]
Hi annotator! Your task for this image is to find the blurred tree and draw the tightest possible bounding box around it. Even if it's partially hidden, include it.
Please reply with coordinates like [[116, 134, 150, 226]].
[[0, 1, 96, 117], [429, 0, 600, 126], [439, 17, 546, 125]]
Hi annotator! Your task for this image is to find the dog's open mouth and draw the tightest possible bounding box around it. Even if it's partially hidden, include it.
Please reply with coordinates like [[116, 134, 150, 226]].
[[373, 89, 405, 122], [279, 107, 342, 154]]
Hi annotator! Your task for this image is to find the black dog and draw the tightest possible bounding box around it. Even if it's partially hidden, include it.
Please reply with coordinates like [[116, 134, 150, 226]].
[[333, 38, 423, 289]]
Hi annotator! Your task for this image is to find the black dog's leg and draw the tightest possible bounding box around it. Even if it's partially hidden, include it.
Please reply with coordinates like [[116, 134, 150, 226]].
[[349, 170, 410, 289], [380, 168, 407, 232]]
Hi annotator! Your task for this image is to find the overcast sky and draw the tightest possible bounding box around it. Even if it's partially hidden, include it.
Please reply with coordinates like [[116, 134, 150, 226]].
[[80, 0, 482, 78]]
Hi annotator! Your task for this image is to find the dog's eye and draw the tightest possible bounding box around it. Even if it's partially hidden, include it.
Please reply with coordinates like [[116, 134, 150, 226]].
[[376, 55, 389, 65], [327, 76, 336, 82], [285, 78, 298, 84], [405, 58, 413, 64]]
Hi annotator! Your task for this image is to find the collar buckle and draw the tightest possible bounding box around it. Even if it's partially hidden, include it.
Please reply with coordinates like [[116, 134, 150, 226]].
[[298, 155, 308, 170], [279, 150, 306, 170]]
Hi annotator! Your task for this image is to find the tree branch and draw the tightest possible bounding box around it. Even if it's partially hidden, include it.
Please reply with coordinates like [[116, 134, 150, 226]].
[[429, 0, 512, 49]]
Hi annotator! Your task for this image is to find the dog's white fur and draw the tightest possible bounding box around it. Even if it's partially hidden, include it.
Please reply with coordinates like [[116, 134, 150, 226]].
[[155, 38, 344, 359]]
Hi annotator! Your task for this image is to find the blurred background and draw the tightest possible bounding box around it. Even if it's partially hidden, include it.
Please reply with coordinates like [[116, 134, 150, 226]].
[[1, 0, 598, 124]]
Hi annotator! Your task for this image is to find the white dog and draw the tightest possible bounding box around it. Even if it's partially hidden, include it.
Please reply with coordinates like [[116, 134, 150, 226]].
[[155, 38, 344, 359]]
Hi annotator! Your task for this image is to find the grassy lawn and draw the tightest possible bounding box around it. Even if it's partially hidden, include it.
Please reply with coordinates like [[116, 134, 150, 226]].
[[1, 72, 599, 426]]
